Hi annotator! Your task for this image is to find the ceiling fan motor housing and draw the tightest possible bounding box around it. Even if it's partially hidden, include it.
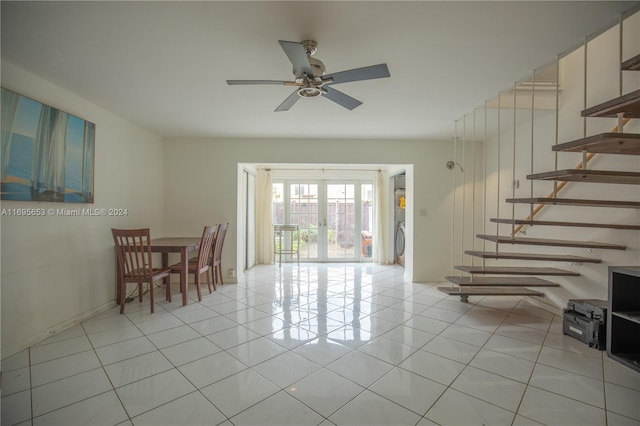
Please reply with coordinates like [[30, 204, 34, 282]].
[[308, 57, 325, 77], [295, 40, 325, 97], [301, 40, 326, 77], [302, 40, 318, 55]]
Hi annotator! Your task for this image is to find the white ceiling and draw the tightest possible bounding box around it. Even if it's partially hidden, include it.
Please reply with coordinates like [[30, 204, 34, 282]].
[[1, 1, 637, 141]]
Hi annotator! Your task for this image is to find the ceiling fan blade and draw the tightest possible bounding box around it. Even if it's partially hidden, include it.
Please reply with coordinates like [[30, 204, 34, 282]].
[[227, 80, 297, 86], [322, 86, 362, 110], [278, 40, 313, 77], [322, 63, 390, 85], [275, 90, 301, 112]]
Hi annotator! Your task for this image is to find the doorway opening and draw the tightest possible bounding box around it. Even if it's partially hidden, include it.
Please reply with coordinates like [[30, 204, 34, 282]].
[[237, 163, 413, 282]]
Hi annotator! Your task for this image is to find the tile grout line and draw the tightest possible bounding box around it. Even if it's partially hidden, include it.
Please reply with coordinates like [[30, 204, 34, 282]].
[[125, 295, 234, 425], [9, 265, 638, 426], [27, 321, 123, 423], [419, 295, 524, 425], [81, 316, 133, 425], [509, 302, 555, 426]]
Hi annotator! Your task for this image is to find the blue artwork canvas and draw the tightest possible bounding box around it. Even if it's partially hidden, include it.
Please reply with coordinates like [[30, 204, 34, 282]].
[[1, 88, 95, 203]]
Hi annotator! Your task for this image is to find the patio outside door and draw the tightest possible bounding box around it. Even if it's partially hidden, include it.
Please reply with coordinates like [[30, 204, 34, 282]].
[[272, 180, 373, 262]]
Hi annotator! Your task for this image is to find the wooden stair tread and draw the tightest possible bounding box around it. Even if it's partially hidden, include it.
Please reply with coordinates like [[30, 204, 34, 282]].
[[455, 266, 580, 276], [477, 234, 626, 250], [491, 218, 640, 230], [552, 133, 640, 155], [465, 251, 601, 263], [526, 169, 640, 185], [622, 54, 640, 71], [438, 286, 545, 297], [581, 89, 640, 118], [506, 197, 640, 209], [445, 276, 560, 287]]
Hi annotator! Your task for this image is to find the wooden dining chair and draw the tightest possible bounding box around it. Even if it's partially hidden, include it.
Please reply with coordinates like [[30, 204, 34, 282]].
[[111, 228, 172, 314], [170, 225, 218, 302], [211, 222, 228, 287]]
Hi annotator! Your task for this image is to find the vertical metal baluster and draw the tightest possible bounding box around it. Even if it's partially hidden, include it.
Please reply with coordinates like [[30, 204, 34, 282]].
[[471, 109, 477, 276], [495, 92, 502, 254], [583, 37, 588, 143], [582, 38, 589, 171], [461, 115, 466, 272], [553, 55, 560, 197], [451, 120, 458, 281], [530, 69, 536, 221], [619, 13, 624, 97], [618, 13, 625, 135], [483, 101, 488, 270], [511, 83, 517, 238]]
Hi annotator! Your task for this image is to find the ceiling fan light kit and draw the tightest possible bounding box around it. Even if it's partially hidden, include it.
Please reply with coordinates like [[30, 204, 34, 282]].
[[297, 86, 322, 98], [226, 39, 390, 111]]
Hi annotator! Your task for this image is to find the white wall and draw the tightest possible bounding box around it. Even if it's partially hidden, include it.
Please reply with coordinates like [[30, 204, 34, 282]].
[[1, 62, 166, 357], [163, 138, 455, 283]]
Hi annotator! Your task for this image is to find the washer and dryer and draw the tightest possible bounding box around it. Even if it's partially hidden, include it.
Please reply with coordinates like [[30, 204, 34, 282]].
[[393, 173, 407, 267], [395, 221, 406, 266]]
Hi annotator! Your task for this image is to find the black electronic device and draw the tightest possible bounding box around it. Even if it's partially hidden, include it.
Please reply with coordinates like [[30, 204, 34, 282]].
[[567, 299, 607, 322], [563, 309, 607, 350], [563, 299, 607, 350]]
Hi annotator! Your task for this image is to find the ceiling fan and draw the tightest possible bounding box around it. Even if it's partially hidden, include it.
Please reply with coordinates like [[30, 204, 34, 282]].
[[226, 40, 390, 111]]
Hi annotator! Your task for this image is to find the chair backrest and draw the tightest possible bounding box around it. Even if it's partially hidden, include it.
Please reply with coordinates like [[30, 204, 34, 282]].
[[111, 228, 153, 281], [196, 225, 218, 270], [213, 222, 228, 266]]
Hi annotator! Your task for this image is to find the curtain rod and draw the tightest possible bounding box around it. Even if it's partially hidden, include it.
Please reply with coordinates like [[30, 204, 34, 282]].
[[261, 167, 383, 173]]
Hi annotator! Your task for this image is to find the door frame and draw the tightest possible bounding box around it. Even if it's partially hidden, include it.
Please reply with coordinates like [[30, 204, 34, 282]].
[[276, 178, 373, 262], [238, 163, 414, 283]]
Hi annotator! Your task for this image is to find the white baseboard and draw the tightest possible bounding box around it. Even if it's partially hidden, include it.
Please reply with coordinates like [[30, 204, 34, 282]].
[[2, 300, 116, 361]]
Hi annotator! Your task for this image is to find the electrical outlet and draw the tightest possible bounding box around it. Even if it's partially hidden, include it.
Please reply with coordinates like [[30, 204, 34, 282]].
[[227, 268, 235, 278]]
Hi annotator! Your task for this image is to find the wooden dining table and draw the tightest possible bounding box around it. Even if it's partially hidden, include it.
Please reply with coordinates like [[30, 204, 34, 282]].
[[115, 236, 201, 307], [150, 237, 201, 306]]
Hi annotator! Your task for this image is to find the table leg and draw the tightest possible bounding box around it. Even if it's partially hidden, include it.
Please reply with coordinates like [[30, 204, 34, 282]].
[[161, 252, 170, 302], [161, 252, 169, 286], [181, 248, 188, 305]]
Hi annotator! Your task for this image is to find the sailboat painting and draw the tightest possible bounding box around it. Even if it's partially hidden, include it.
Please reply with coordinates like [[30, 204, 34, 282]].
[[1, 87, 95, 203]]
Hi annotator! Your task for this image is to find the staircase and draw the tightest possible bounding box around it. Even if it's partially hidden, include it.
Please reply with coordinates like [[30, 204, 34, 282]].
[[440, 53, 640, 302]]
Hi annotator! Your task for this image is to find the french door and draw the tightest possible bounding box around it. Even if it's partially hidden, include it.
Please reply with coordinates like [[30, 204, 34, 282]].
[[272, 180, 373, 262]]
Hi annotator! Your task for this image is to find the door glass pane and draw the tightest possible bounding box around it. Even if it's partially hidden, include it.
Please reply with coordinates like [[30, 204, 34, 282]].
[[361, 184, 373, 259], [327, 183, 355, 259], [290, 183, 318, 259], [272, 182, 284, 225]]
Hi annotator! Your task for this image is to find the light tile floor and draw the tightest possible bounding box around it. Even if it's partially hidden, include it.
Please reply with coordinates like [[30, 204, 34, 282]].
[[2, 264, 640, 426]]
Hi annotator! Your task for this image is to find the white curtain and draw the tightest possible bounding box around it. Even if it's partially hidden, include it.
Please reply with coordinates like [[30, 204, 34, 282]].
[[81, 121, 95, 202], [31, 106, 68, 196], [256, 170, 274, 264], [1, 88, 20, 181], [373, 170, 392, 263]]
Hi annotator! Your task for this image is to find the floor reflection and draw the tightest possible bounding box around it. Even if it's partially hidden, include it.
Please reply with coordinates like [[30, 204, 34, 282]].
[[261, 263, 401, 348]]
